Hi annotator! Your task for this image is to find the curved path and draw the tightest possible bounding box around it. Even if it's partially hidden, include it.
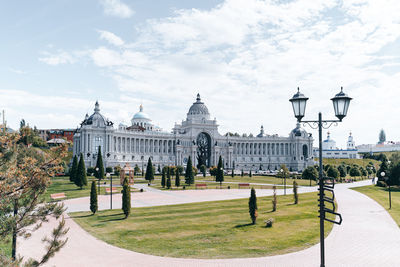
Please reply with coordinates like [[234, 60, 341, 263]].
[[19, 181, 400, 266]]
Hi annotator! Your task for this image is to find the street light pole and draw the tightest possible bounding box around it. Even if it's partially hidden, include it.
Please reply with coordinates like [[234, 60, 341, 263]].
[[290, 87, 351, 267], [95, 167, 100, 194], [381, 171, 392, 209], [318, 112, 325, 266]]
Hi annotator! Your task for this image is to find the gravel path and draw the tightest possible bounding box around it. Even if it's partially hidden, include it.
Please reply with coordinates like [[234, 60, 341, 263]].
[[18, 180, 400, 267]]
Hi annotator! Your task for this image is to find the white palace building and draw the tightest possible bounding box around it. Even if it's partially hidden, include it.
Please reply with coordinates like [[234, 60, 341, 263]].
[[73, 94, 314, 171]]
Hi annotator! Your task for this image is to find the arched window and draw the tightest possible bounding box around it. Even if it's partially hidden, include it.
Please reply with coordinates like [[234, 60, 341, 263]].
[[303, 144, 308, 158]]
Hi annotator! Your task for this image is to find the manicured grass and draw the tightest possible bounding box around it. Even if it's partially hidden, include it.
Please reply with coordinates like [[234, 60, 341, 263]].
[[352, 185, 400, 226], [71, 191, 333, 259], [45, 176, 140, 201], [198, 175, 315, 187], [317, 158, 380, 168], [0, 235, 11, 258], [151, 182, 277, 191]]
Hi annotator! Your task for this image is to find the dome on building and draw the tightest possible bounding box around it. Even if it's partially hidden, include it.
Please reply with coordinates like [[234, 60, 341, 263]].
[[322, 132, 337, 150], [82, 101, 113, 127], [291, 123, 307, 137], [187, 93, 210, 120], [132, 104, 150, 120]]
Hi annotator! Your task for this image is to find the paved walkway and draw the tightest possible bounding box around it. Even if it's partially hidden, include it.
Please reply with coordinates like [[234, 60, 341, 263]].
[[18, 180, 400, 266]]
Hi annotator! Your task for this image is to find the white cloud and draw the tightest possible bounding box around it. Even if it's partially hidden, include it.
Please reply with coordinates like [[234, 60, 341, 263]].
[[39, 51, 76, 65], [35, 0, 400, 147], [100, 0, 134, 18], [97, 30, 125, 46]]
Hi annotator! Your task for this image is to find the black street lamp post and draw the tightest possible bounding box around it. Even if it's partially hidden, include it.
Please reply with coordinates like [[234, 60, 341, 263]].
[[290, 87, 351, 267]]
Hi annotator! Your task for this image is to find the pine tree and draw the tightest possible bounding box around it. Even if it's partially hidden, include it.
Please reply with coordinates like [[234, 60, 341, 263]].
[[241, 169, 244, 177], [249, 188, 258, 224], [175, 169, 180, 187], [293, 181, 298, 204], [185, 156, 194, 185], [70, 155, 78, 183], [75, 154, 87, 189], [122, 178, 131, 218], [167, 176, 171, 189], [216, 155, 224, 186], [145, 158, 154, 182], [94, 146, 105, 182], [90, 181, 98, 214], [272, 185, 277, 212], [249, 170, 252, 177], [231, 169, 234, 178], [161, 168, 166, 188]]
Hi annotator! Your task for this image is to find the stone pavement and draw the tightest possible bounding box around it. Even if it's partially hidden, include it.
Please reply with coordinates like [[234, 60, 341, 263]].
[[18, 180, 400, 267]]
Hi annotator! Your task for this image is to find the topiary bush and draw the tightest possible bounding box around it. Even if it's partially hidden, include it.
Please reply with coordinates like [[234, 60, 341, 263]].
[[377, 181, 387, 187]]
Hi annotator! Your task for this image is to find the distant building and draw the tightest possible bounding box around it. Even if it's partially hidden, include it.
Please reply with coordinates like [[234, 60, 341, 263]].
[[357, 129, 400, 154], [38, 129, 75, 142], [0, 124, 14, 133], [313, 132, 359, 159], [73, 94, 314, 171]]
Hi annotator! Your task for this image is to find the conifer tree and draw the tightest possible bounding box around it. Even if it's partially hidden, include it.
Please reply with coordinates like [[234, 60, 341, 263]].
[[231, 169, 234, 178], [241, 169, 244, 177], [145, 157, 154, 182], [70, 155, 78, 183], [293, 181, 298, 204], [161, 168, 166, 188], [272, 185, 277, 212], [90, 181, 98, 214], [122, 178, 131, 218], [249, 188, 258, 224], [185, 156, 194, 185], [75, 154, 87, 189], [216, 155, 224, 186], [167, 176, 171, 189], [175, 169, 180, 187], [94, 146, 104, 182], [249, 170, 252, 177]]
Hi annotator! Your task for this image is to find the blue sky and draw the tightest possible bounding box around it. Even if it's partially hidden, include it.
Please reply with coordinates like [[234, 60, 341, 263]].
[[1, 0, 400, 148]]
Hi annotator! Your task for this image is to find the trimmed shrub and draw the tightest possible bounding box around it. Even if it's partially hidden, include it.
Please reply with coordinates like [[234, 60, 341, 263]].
[[249, 188, 258, 224], [377, 181, 386, 187], [122, 178, 131, 218], [293, 181, 298, 204], [272, 186, 277, 212], [90, 181, 98, 214]]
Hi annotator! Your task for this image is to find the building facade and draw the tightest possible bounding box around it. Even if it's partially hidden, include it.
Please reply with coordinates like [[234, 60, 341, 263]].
[[313, 132, 359, 159], [73, 94, 314, 171]]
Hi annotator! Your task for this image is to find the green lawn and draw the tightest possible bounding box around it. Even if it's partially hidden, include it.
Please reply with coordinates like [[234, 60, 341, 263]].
[[317, 158, 380, 169], [45, 176, 140, 201], [150, 181, 278, 191], [71, 191, 333, 259], [199, 175, 315, 187], [0, 235, 11, 258], [352, 185, 400, 226]]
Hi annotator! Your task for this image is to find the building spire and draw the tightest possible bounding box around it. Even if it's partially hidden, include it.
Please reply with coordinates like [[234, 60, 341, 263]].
[[139, 104, 143, 112], [196, 93, 201, 102], [94, 101, 100, 113]]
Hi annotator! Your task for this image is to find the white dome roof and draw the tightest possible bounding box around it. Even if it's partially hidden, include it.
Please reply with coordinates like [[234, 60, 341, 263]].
[[187, 93, 210, 120], [132, 105, 150, 120]]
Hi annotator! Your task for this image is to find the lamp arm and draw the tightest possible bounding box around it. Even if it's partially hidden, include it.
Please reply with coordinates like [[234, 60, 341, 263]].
[[300, 119, 341, 130]]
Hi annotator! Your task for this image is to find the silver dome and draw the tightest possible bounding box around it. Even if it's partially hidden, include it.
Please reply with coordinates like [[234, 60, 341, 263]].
[[187, 94, 210, 119]]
